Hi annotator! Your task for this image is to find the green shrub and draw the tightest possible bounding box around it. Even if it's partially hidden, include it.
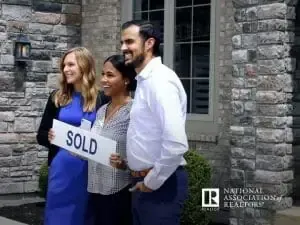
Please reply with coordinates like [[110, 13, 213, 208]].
[[181, 149, 212, 225], [38, 161, 48, 198]]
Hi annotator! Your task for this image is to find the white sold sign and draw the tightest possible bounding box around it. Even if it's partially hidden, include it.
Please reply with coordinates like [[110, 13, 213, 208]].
[[51, 119, 117, 167]]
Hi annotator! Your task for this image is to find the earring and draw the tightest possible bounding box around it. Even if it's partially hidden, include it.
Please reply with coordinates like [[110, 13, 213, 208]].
[[125, 82, 128, 85]]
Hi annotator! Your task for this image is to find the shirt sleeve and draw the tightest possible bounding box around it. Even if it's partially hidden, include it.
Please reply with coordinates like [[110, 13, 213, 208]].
[[143, 79, 188, 190]]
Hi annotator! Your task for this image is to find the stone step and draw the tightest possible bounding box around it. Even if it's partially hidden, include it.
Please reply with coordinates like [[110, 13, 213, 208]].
[[0, 217, 27, 225], [275, 206, 300, 225]]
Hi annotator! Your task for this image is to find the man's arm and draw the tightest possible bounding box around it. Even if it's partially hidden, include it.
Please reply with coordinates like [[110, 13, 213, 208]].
[[143, 79, 188, 190]]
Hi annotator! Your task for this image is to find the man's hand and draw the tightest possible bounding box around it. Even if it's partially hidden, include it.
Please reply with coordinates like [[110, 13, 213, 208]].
[[132, 181, 153, 192]]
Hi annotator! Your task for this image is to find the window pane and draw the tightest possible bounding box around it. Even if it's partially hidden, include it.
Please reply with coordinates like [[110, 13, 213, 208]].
[[193, 0, 211, 5], [175, 43, 191, 78], [192, 43, 210, 78], [181, 79, 191, 113], [176, 0, 192, 7], [193, 6, 210, 41], [134, 0, 148, 12], [150, 0, 164, 10], [175, 8, 192, 42], [134, 12, 148, 20], [192, 79, 209, 114], [149, 10, 164, 42]]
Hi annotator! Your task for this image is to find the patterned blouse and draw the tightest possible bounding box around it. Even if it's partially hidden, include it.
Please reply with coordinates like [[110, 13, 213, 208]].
[[87, 100, 132, 195]]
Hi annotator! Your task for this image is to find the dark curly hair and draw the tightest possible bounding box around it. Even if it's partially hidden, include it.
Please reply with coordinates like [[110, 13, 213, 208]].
[[103, 54, 137, 91]]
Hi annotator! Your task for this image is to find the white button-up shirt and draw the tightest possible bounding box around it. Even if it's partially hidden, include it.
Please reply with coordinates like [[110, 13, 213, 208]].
[[126, 57, 188, 190]]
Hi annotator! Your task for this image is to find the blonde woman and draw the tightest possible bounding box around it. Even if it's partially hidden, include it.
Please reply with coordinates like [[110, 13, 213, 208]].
[[37, 47, 109, 225]]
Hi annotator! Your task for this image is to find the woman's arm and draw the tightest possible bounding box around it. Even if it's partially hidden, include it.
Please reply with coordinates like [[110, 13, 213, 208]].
[[36, 91, 57, 148]]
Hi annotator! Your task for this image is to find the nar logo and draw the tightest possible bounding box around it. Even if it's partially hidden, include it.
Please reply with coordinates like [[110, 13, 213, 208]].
[[202, 188, 220, 208]]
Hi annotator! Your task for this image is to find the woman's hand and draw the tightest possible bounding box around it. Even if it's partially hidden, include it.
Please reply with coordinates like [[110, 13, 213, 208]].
[[110, 153, 127, 170], [48, 128, 55, 143]]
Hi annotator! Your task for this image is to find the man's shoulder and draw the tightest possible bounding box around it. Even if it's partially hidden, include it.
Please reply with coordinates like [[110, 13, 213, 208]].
[[153, 62, 175, 74], [150, 63, 181, 87]]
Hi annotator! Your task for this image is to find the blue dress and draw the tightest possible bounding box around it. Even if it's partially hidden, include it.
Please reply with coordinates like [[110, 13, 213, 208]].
[[44, 92, 96, 225]]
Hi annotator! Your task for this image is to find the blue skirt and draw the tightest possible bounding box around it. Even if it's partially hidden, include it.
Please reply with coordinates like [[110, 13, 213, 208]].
[[44, 149, 91, 225]]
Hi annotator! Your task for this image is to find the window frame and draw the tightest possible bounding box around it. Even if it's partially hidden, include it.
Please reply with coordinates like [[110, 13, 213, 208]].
[[121, 0, 220, 135]]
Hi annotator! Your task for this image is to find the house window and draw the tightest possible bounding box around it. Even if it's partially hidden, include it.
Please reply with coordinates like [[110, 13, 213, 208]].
[[123, 0, 217, 122]]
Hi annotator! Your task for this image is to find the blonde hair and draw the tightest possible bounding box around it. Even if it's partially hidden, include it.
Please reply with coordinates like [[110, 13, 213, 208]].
[[53, 47, 98, 112]]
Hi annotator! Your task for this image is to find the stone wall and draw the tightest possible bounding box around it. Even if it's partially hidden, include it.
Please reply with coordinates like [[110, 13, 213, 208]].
[[231, 0, 295, 224], [0, 0, 81, 194], [81, 0, 121, 75]]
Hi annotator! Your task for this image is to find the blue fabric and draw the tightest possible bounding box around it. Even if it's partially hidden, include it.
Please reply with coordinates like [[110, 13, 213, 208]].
[[132, 167, 188, 225], [44, 92, 96, 225]]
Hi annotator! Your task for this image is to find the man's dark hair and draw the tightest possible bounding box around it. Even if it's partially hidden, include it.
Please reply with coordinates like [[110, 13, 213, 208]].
[[103, 54, 137, 91], [122, 20, 162, 57]]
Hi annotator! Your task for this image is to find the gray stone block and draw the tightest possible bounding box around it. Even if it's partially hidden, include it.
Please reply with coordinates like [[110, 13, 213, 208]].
[[0, 157, 22, 167], [0, 183, 24, 194], [61, 14, 82, 25], [257, 104, 291, 116], [258, 31, 285, 45], [53, 25, 80, 36], [62, 4, 81, 14], [0, 112, 15, 122], [0, 145, 12, 157], [24, 181, 39, 192], [232, 35, 242, 49], [232, 101, 245, 116], [28, 23, 53, 35], [231, 169, 245, 181], [243, 22, 258, 33], [257, 3, 286, 20], [257, 75, 292, 92], [232, 0, 259, 8], [2, 4, 31, 21], [0, 55, 15, 65], [256, 128, 285, 143], [258, 19, 287, 32], [0, 122, 8, 132], [256, 91, 285, 104], [33, 12, 61, 25], [257, 45, 285, 59], [256, 155, 293, 171], [2, 0, 31, 5], [233, 50, 248, 63], [255, 170, 293, 184], [242, 34, 258, 48], [232, 158, 256, 170], [32, 61, 53, 73], [254, 116, 290, 129], [231, 136, 256, 148], [258, 59, 285, 74], [33, 1, 62, 13], [256, 143, 292, 156], [14, 117, 35, 132], [261, 183, 293, 196]]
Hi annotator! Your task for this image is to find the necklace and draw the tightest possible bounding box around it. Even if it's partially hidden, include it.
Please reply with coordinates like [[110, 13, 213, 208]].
[[104, 98, 131, 124]]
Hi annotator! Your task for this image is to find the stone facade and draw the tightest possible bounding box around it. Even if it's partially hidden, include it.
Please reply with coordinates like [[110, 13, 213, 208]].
[[0, 0, 81, 194], [230, 0, 296, 224], [81, 0, 121, 74]]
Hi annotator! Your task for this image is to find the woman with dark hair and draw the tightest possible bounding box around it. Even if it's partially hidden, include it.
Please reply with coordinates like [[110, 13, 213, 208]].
[[88, 54, 136, 225]]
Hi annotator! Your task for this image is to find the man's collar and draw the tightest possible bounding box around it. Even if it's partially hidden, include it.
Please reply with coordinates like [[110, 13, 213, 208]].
[[136, 57, 162, 80]]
